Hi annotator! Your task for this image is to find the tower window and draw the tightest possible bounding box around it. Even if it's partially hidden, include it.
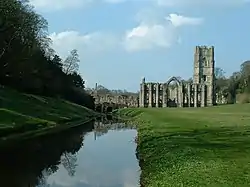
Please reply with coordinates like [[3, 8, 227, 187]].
[[202, 57, 207, 66], [203, 75, 207, 82]]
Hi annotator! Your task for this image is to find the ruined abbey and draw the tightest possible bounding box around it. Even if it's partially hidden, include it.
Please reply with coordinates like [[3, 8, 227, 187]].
[[139, 46, 216, 107]]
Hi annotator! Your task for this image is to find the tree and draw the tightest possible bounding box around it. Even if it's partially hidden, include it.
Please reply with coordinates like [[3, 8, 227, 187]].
[[0, 0, 48, 60], [214, 67, 227, 95], [240, 61, 250, 78], [51, 55, 63, 69], [215, 67, 225, 79], [63, 49, 80, 75], [61, 153, 77, 177], [68, 72, 85, 89], [239, 61, 250, 93], [0, 0, 95, 109], [96, 85, 111, 94]]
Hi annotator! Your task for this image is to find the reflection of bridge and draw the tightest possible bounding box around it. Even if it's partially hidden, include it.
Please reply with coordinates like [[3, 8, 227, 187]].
[[91, 92, 139, 113], [93, 120, 136, 140]]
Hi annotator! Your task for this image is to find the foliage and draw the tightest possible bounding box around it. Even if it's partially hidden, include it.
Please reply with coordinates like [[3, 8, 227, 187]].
[[63, 49, 80, 75], [120, 105, 250, 186], [0, 0, 94, 109], [86, 84, 138, 98]]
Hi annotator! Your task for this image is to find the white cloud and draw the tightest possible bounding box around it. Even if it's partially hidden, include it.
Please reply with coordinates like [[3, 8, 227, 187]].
[[166, 14, 203, 27], [48, 14, 202, 55], [48, 14, 203, 54], [123, 24, 176, 52], [49, 31, 119, 58], [123, 13, 203, 52]]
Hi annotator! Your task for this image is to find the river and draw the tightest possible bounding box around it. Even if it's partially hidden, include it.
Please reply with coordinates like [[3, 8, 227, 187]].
[[0, 117, 140, 187]]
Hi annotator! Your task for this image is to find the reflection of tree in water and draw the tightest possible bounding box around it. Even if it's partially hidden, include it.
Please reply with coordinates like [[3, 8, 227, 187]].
[[61, 152, 77, 177], [0, 121, 94, 187]]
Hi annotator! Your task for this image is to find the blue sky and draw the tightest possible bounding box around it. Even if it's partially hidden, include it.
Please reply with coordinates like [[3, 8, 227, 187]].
[[30, 0, 250, 92]]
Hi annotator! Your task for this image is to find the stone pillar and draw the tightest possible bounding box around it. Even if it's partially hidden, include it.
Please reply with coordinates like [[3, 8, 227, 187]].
[[162, 84, 167, 107], [194, 84, 198, 107], [140, 83, 145, 107], [187, 84, 191, 107], [178, 84, 183, 107], [156, 83, 159, 107], [140, 77, 145, 107], [148, 83, 153, 107], [139, 84, 141, 107], [207, 83, 214, 106], [201, 84, 206, 107]]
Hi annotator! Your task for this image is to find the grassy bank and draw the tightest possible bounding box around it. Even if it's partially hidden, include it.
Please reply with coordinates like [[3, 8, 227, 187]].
[[0, 88, 98, 140], [118, 104, 250, 186]]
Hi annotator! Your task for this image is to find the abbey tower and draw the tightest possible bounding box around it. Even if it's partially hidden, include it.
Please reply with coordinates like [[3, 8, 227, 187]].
[[193, 46, 215, 106]]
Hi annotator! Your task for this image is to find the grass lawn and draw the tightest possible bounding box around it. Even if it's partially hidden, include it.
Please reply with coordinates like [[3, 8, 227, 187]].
[[0, 88, 97, 138], [118, 104, 250, 187]]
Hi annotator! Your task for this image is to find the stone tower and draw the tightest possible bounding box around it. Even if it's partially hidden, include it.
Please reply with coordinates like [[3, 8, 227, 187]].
[[193, 46, 215, 106]]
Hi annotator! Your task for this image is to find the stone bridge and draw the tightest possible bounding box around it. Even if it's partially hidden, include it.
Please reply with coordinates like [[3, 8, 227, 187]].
[[92, 94, 139, 113]]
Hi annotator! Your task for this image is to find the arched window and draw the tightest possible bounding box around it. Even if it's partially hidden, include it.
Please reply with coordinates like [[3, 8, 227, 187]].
[[202, 57, 207, 67]]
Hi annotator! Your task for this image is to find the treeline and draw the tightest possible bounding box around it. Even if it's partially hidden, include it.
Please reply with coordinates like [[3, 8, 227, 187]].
[[86, 85, 138, 97], [0, 0, 95, 109], [215, 61, 250, 104]]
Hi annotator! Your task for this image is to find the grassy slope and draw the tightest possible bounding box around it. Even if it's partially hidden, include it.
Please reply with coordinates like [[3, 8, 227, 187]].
[[119, 104, 250, 187], [0, 88, 97, 138]]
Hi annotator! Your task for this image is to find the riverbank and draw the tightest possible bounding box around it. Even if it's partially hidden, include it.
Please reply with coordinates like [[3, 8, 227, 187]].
[[0, 88, 99, 141], [118, 104, 250, 186]]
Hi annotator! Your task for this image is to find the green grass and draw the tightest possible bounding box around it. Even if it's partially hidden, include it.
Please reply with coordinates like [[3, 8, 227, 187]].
[[118, 104, 250, 187], [0, 88, 98, 138]]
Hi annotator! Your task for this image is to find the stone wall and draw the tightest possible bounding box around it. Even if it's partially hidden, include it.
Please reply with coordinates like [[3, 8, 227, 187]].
[[92, 93, 139, 108]]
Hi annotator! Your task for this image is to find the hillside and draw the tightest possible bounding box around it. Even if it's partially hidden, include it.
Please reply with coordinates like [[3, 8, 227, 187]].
[[0, 88, 98, 140]]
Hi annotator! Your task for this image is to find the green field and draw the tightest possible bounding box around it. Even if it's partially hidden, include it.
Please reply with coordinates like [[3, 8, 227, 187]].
[[0, 88, 97, 139], [119, 104, 250, 187]]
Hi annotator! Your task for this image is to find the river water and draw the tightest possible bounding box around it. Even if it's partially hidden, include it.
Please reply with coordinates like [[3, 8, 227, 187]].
[[0, 117, 140, 187]]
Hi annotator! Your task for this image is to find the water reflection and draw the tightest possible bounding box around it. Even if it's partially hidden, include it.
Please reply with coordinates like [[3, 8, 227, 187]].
[[0, 117, 140, 187]]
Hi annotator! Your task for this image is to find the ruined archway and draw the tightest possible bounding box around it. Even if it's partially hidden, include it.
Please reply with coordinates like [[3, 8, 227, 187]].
[[166, 76, 182, 107]]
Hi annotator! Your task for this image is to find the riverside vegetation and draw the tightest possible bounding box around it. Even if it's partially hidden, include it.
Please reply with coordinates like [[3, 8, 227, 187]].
[[118, 104, 250, 186], [0, 88, 98, 140]]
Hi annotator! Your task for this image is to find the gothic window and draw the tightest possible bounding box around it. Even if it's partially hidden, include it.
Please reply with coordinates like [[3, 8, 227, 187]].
[[202, 57, 207, 67]]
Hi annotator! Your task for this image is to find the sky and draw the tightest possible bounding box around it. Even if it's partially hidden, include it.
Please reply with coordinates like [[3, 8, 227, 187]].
[[29, 0, 250, 92]]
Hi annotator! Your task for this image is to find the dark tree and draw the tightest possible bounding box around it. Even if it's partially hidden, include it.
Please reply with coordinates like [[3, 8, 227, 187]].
[[0, 0, 94, 108]]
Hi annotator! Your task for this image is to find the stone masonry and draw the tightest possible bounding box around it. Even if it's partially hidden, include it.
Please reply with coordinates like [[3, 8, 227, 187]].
[[139, 46, 216, 107], [90, 84, 139, 108]]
